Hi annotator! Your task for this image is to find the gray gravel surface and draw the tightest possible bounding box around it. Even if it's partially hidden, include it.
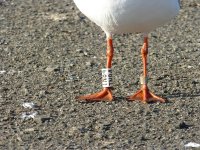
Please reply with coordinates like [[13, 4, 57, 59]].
[[0, 0, 200, 149]]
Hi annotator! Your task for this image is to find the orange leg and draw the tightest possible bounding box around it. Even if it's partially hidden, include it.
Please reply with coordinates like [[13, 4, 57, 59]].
[[127, 36, 165, 103], [76, 38, 114, 102]]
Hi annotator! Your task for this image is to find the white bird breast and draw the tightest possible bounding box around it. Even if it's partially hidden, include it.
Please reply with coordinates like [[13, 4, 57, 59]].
[[73, 0, 180, 34]]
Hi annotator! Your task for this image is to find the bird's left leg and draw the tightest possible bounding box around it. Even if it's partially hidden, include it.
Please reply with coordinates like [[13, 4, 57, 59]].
[[127, 35, 165, 103]]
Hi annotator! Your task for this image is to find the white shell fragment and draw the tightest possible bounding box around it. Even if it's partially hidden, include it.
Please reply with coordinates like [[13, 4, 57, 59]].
[[21, 112, 37, 120], [22, 102, 36, 109], [0, 70, 6, 74], [185, 142, 200, 148]]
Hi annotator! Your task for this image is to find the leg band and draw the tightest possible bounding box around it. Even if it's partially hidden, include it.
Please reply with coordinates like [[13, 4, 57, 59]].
[[102, 68, 112, 87], [140, 75, 148, 85]]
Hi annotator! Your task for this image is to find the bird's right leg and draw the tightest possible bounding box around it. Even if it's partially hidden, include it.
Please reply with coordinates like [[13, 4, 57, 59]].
[[76, 37, 114, 102]]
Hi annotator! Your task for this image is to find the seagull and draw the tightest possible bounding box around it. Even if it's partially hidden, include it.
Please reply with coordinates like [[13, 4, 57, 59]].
[[73, 0, 180, 103]]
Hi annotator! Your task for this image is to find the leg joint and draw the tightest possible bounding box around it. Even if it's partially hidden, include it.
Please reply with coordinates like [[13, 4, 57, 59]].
[[141, 44, 148, 56]]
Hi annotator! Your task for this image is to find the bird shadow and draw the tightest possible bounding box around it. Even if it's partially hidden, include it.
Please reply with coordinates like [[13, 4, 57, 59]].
[[164, 92, 200, 99]]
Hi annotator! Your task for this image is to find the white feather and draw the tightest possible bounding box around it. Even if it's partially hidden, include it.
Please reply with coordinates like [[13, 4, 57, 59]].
[[73, 0, 180, 34]]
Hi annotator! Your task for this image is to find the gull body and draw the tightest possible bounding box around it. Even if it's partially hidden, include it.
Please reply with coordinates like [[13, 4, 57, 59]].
[[73, 0, 180, 102], [74, 0, 180, 35]]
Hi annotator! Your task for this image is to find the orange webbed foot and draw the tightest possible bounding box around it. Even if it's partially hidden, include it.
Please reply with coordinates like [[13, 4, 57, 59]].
[[76, 88, 113, 102], [127, 85, 165, 103]]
